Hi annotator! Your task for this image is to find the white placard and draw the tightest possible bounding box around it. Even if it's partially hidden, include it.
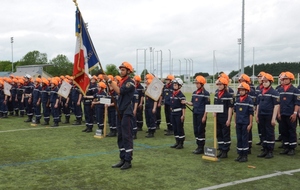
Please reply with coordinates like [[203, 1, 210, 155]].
[[57, 80, 72, 99], [4, 82, 12, 96], [145, 77, 164, 101], [100, 98, 111, 105], [205, 105, 224, 113]]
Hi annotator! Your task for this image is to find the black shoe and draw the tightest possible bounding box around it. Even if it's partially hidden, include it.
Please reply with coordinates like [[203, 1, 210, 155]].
[[120, 161, 132, 170], [217, 150, 223, 158], [220, 151, 228, 158], [107, 131, 117, 137], [239, 156, 248, 162], [248, 149, 251, 154], [176, 144, 183, 149], [265, 151, 273, 159], [82, 128, 88, 132], [193, 147, 204, 154], [86, 129, 93, 133], [51, 123, 59, 127], [112, 160, 125, 168], [72, 121, 81, 125], [170, 143, 178, 148], [257, 150, 268, 158], [287, 149, 295, 156], [256, 142, 262, 145], [234, 155, 242, 161], [279, 149, 289, 155], [41, 121, 49, 125], [164, 130, 173, 136], [133, 134, 137, 139], [145, 133, 154, 138]]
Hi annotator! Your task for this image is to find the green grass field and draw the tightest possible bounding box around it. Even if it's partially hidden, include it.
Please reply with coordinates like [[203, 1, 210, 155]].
[[1, 93, 300, 190]]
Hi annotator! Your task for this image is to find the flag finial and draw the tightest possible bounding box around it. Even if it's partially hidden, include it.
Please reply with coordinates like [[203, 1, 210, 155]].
[[73, 0, 78, 7]]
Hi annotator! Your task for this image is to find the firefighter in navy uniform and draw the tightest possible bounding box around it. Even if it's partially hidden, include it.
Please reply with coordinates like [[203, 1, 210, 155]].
[[144, 77, 158, 138], [277, 72, 299, 155], [106, 81, 118, 137], [82, 76, 98, 132], [234, 82, 254, 162], [255, 71, 266, 145], [0, 80, 8, 118], [50, 78, 60, 127], [170, 78, 186, 149], [162, 74, 175, 136], [71, 80, 83, 125], [92, 81, 107, 135], [105, 62, 135, 170], [214, 77, 234, 158], [23, 74, 34, 122], [32, 78, 42, 124], [133, 75, 145, 131], [15, 78, 25, 117], [41, 78, 51, 125], [185, 75, 210, 154], [256, 73, 280, 159], [10, 78, 18, 116], [61, 78, 72, 124]]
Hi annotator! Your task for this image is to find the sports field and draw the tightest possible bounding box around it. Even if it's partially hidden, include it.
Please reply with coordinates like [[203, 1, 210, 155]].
[[1, 93, 300, 190]]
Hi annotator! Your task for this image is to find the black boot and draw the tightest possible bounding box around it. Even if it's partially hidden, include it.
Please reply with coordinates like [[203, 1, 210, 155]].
[[220, 151, 228, 158], [193, 146, 204, 154], [112, 159, 125, 168], [24, 116, 32, 122], [2, 113, 8, 118], [33, 119, 40, 124], [170, 139, 179, 148], [164, 130, 173, 136], [82, 128, 88, 132], [15, 110, 19, 117], [107, 129, 117, 137], [63, 117, 70, 124], [234, 155, 242, 161], [41, 121, 49, 125], [239, 155, 248, 162], [217, 150, 223, 158], [287, 149, 295, 156], [120, 161, 132, 170], [265, 151, 273, 159], [145, 130, 154, 138], [176, 140, 184, 149], [0, 112, 3, 118], [51, 122, 59, 127], [72, 119, 81, 125], [257, 149, 268, 158], [279, 149, 289, 155]]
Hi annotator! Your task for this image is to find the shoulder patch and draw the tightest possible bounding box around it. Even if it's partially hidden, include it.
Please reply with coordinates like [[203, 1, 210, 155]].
[[126, 82, 131, 88]]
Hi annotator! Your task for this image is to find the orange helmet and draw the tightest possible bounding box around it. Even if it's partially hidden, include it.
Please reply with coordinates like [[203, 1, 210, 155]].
[[133, 75, 141, 82], [5, 78, 12, 84], [147, 79, 153, 84], [92, 75, 98, 80], [281, 71, 294, 81], [238, 74, 251, 83], [145, 74, 154, 80], [107, 75, 114, 81], [98, 74, 104, 80], [115, 75, 122, 82], [13, 78, 18, 83], [51, 78, 59, 86], [216, 77, 228, 85], [18, 78, 24, 85], [165, 74, 175, 81], [238, 82, 250, 91], [42, 78, 49, 85], [194, 75, 206, 84], [119, 62, 133, 73], [98, 81, 107, 89], [35, 78, 42, 83], [262, 73, 274, 82], [9, 74, 14, 78], [257, 71, 266, 77], [60, 75, 65, 79]]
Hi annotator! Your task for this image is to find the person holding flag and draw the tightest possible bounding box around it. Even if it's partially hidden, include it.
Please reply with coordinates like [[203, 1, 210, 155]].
[[104, 62, 135, 170]]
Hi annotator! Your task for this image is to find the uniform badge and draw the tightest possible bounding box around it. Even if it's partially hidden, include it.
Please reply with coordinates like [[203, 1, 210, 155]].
[[283, 97, 286, 100], [126, 82, 131, 88], [239, 107, 242, 111], [298, 96, 300, 100], [195, 98, 198, 101], [276, 98, 280, 102], [166, 93, 168, 95]]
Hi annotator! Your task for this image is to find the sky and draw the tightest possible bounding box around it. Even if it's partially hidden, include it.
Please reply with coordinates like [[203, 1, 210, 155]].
[[1, 0, 300, 77]]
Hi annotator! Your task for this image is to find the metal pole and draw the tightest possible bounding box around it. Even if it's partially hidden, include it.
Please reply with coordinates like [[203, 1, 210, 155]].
[[136, 49, 138, 75], [241, 0, 245, 74], [184, 58, 187, 82], [238, 38, 241, 73], [160, 50, 163, 79], [179, 59, 181, 79], [144, 48, 147, 77], [11, 37, 14, 73], [213, 50, 215, 84], [253, 47, 255, 82], [155, 50, 159, 76], [190, 59, 193, 79]]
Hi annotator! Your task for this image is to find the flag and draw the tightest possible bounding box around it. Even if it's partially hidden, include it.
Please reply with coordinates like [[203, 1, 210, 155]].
[[73, 7, 100, 95], [145, 77, 164, 101]]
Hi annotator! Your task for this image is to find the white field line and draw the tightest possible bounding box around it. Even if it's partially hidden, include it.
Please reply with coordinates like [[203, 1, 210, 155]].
[[198, 168, 300, 190], [0, 125, 80, 133]]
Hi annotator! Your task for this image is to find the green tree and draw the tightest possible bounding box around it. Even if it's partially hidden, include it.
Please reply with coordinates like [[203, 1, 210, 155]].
[[140, 69, 149, 81], [105, 64, 119, 76], [19, 50, 48, 65], [0, 61, 12, 72], [46, 54, 73, 76]]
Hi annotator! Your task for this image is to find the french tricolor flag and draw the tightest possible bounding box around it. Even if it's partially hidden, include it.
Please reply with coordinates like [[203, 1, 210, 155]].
[[73, 7, 100, 95]]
